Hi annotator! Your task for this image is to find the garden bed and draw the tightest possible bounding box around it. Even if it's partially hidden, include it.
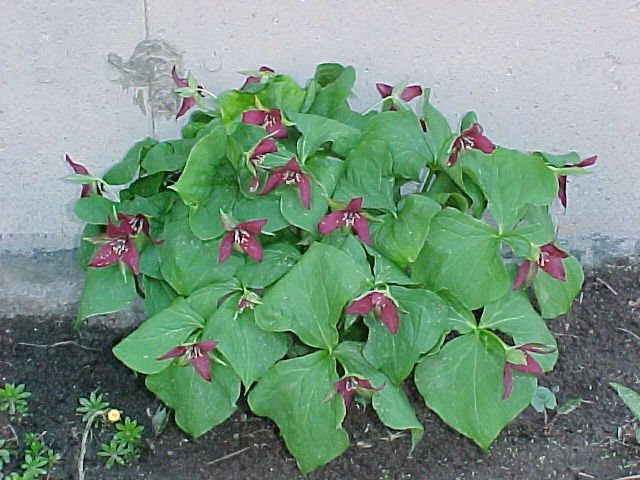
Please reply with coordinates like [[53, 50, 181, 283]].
[[1, 259, 638, 479]]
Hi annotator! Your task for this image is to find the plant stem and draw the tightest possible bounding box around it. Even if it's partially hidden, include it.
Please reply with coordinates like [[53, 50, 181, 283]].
[[78, 410, 105, 480]]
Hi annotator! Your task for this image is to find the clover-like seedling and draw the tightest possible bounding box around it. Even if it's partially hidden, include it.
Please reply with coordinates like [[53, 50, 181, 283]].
[[76, 390, 110, 423], [0, 383, 31, 419]]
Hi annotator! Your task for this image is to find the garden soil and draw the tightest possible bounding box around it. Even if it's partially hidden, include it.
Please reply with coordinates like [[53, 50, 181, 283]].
[[1, 259, 638, 480]]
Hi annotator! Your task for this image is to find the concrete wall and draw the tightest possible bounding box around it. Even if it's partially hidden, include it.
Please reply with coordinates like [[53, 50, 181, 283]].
[[1, 0, 639, 257]]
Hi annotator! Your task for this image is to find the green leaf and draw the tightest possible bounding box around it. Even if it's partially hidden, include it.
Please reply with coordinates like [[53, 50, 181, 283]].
[[364, 111, 431, 180], [335, 341, 423, 449], [142, 277, 178, 317], [533, 150, 581, 168], [73, 195, 116, 225], [412, 208, 509, 310], [369, 248, 415, 286], [462, 148, 558, 231], [103, 137, 157, 185], [422, 90, 452, 159], [279, 155, 344, 234], [309, 64, 356, 117], [159, 208, 243, 295], [322, 234, 373, 283], [436, 290, 477, 334], [370, 194, 440, 268], [334, 139, 396, 213], [146, 361, 240, 438], [171, 127, 228, 206], [185, 279, 241, 319], [479, 289, 558, 371], [291, 113, 361, 161], [202, 295, 290, 388], [247, 351, 348, 473], [127, 172, 164, 197], [363, 286, 448, 384], [141, 140, 194, 174], [610, 383, 640, 421], [415, 332, 536, 450], [236, 243, 301, 289], [113, 298, 204, 374], [188, 180, 238, 240], [78, 223, 103, 270], [233, 194, 289, 233], [255, 242, 369, 349], [531, 386, 557, 413], [217, 90, 256, 125], [533, 256, 584, 318], [76, 265, 137, 326]]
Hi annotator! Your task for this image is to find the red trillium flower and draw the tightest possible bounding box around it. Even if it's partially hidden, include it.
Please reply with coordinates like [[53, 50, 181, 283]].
[[247, 138, 278, 193], [241, 66, 275, 89], [65, 154, 101, 198], [218, 219, 268, 264], [317, 197, 370, 245], [502, 343, 555, 400], [334, 376, 383, 407], [88, 220, 140, 275], [157, 341, 218, 382], [242, 108, 288, 139], [512, 243, 569, 290], [260, 157, 311, 209], [557, 155, 597, 208], [447, 123, 496, 166], [345, 291, 400, 334], [113, 213, 162, 244], [171, 66, 203, 120], [376, 82, 423, 111]]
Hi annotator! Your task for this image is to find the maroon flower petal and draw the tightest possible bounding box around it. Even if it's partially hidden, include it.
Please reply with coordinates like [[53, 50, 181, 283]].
[[375, 83, 393, 98], [196, 340, 218, 353], [346, 197, 363, 212], [510, 354, 544, 376], [157, 345, 188, 360], [574, 155, 597, 168], [399, 85, 423, 102], [65, 154, 90, 175], [218, 232, 234, 264], [297, 171, 311, 210], [557, 175, 568, 208], [242, 110, 267, 126], [447, 150, 460, 167], [317, 211, 345, 235], [171, 66, 188, 88], [120, 237, 140, 275], [190, 354, 212, 382], [378, 301, 399, 335], [240, 235, 264, 262], [88, 241, 123, 269], [260, 171, 286, 196], [471, 133, 496, 154], [512, 260, 532, 290], [540, 243, 569, 258], [345, 295, 374, 315], [265, 121, 288, 139], [238, 219, 268, 234], [176, 97, 196, 120], [352, 215, 371, 245], [252, 138, 277, 158], [540, 255, 566, 281], [502, 365, 514, 400]]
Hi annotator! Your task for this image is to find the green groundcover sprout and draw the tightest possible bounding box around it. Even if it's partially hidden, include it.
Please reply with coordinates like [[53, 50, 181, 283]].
[[68, 63, 594, 473]]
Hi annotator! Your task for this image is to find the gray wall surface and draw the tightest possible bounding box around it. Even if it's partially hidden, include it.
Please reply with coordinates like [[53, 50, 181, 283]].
[[1, 0, 639, 257]]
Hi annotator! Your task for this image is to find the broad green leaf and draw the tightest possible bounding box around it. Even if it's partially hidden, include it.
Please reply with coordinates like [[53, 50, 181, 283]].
[[146, 361, 240, 438], [113, 298, 204, 374], [335, 341, 423, 449], [188, 180, 237, 240], [171, 127, 228, 205], [309, 64, 355, 117], [516, 205, 556, 246], [139, 244, 162, 279], [185, 279, 241, 320], [460, 111, 478, 131], [415, 332, 536, 450], [364, 111, 431, 180], [73, 195, 116, 225], [363, 286, 448, 384], [119, 191, 177, 219], [76, 265, 137, 326], [369, 248, 415, 286], [533, 256, 584, 318], [233, 195, 289, 233], [436, 290, 477, 334], [533, 150, 581, 168], [610, 383, 640, 421], [141, 140, 194, 174], [103, 137, 157, 185], [202, 294, 289, 388], [236, 243, 301, 289], [334, 139, 396, 213], [247, 351, 348, 473], [412, 208, 509, 310], [142, 277, 178, 317], [280, 155, 344, 234], [159, 208, 242, 296], [77, 223, 102, 270], [370, 194, 440, 268], [479, 289, 558, 371], [291, 113, 361, 161], [127, 172, 164, 197], [422, 90, 452, 159], [255, 242, 369, 349], [322, 233, 373, 283], [264, 75, 305, 118], [462, 148, 558, 231], [217, 90, 256, 125], [531, 386, 557, 413]]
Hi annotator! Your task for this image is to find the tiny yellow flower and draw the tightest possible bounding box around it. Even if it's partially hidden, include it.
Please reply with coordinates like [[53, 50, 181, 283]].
[[106, 409, 121, 423]]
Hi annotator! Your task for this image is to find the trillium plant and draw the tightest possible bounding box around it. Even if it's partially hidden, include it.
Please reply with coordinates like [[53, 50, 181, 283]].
[[68, 63, 594, 473]]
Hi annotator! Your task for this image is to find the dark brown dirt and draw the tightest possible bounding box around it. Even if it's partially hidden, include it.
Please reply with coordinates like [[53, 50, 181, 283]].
[[1, 259, 639, 480]]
